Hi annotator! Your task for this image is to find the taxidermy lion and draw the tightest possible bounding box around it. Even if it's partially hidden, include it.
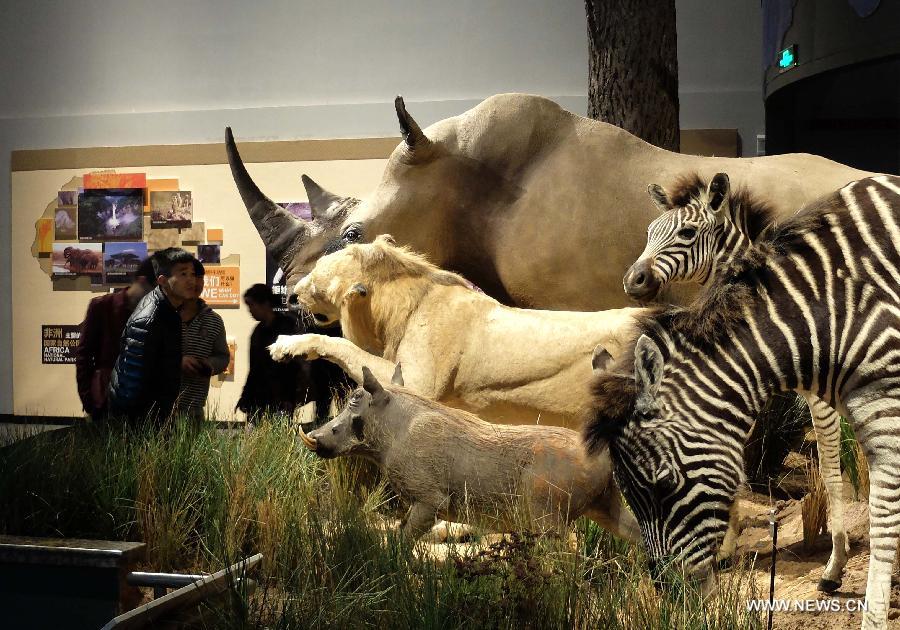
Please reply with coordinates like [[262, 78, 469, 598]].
[[268, 235, 642, 429]]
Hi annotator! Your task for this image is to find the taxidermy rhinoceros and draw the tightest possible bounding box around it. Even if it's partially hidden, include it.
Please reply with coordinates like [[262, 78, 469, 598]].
[[226, 93, 873, 310]]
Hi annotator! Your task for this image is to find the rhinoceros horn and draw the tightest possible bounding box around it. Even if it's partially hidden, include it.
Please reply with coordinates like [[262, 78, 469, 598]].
[[301, 174, 345, 221], [225, 127, 308, 264], [395, 95, 432, 154]]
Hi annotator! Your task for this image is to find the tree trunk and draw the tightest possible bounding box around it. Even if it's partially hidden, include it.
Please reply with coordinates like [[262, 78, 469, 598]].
[[585, 0, 680, 152]]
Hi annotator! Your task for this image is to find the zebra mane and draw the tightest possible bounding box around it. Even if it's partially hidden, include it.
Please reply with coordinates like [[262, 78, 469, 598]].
[[584, 187, 849, 452], [766, 190, 847, 253], [666, 173, 777, 241], [584, 250, 766, 453]]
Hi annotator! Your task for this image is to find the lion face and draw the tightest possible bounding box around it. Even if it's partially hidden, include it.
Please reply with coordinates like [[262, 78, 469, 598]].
[[293, 246, 366, 327]]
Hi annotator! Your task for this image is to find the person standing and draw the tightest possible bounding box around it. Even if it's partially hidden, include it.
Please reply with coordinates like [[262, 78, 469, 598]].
[[236, 284, 303, 421], [107, 248, 197, 424], [75, 256, 156, 420], [175, 259, 229, 420]]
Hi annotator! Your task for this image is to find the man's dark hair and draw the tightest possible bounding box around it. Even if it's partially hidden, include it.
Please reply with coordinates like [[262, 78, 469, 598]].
[[151, 247, 196, 278], [192, 258, 205, 277], [244, 283, 276, 306], [134, 256, 156, 282]]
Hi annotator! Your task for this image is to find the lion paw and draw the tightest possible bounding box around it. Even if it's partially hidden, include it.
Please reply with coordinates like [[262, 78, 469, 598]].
[[268, 335, 320, 362]]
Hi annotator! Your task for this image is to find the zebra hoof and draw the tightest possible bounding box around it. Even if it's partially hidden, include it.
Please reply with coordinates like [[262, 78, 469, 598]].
[[818, 578, 841, 593]]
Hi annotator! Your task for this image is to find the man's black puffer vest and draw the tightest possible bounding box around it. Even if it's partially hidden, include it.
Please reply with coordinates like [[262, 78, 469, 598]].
[[108, 286, 182, 422]]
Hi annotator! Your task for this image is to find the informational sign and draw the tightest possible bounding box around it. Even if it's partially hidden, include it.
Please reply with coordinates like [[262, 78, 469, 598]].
[[266, 251, 290, 312], [42, 325, 80, 364], [202, 266, 240, 306]]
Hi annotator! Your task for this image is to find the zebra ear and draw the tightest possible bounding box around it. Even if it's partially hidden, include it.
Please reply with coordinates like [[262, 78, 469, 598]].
[[634, 335, 664, 410], [707, 173, 731, 220], [647, 184, 671, 213]]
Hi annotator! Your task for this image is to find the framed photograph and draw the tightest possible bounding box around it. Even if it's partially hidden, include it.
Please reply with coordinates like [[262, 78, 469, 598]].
[[104, 242, 148, 283], [278, 201, 312, 221], [52, 243, 103, 277], [37, 218, 54, 254], [57, 190, 77, 206], [197, 244, 220, 265], [83, 172, 146, 189], [150, 191, 193, 228], [77, 188, 143, 241], [54, 206, 77, 240]]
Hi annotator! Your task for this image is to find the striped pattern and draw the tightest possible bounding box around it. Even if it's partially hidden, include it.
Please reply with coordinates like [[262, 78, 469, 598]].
[[177, 305, 226, 416], [591, 175, 900, 629], [630, 173, 849, 592], [633, 175, 771, 290]]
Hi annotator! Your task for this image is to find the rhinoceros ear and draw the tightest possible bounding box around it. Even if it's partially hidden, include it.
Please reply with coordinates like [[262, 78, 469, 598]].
[[391, 363, 405, 386], [301, 174, 344, 222], [395, 95, 432, 154], [362, 366, 385, 398]]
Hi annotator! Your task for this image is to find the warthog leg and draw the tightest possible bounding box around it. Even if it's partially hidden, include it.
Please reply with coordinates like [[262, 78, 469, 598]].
[[402, 502, 438, 540]]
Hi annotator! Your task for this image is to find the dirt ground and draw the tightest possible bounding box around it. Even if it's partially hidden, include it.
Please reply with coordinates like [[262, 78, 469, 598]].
[[733, 490, 900, 629]]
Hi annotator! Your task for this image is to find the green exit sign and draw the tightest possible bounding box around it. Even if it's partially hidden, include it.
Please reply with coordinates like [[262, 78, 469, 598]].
[[777, 45, 798, 71]]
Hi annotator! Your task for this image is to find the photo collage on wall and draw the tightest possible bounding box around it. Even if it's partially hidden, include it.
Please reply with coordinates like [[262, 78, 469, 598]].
[[46, 171, 230, 292]]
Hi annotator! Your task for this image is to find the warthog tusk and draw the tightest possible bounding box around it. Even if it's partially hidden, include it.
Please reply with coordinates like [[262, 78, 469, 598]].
[[298, 426, 317, 451]]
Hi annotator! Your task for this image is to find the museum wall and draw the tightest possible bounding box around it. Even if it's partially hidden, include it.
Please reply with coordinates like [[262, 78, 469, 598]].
[[0, 0, 764, 416]]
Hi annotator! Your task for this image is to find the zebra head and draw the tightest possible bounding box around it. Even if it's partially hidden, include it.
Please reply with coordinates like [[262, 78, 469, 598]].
[[623, 173, 732, 301], [587, 334, 741, 592]]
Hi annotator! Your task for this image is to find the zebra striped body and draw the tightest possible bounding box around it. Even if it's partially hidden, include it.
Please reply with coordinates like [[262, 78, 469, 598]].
[[626, 172, 850, 592], [588, 175, 900, 629]]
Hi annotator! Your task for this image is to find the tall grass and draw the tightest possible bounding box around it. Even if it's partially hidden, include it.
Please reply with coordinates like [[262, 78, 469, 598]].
[[0, 418, 765, 629]]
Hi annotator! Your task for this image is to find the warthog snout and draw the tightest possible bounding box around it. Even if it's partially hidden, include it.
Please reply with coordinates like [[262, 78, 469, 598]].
[[623, 258, 661, 301], [298, 427, 318, 451]]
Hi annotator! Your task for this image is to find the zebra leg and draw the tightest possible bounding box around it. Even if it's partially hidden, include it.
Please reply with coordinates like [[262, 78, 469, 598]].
[[844, 403, 900, 630], [804, 394, 849, 592], [860, 460, 900, 630]]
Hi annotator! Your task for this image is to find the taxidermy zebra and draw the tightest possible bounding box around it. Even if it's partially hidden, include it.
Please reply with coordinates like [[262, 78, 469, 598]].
[[623, 172, 850, 593], [586, 174, 900, 630]]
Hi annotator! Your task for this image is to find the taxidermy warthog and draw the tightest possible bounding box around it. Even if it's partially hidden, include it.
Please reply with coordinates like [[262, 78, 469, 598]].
[[299, 366, 640, 542], [227, 93, 875, 310]]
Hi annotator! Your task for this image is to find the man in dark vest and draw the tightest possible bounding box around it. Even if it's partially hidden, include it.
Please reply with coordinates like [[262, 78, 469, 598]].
[[108, 247, 199, 424], [75, 256, 156, 420]]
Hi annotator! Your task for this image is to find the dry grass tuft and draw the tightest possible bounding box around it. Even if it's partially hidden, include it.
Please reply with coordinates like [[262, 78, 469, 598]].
[[801, 456, 827, 552]]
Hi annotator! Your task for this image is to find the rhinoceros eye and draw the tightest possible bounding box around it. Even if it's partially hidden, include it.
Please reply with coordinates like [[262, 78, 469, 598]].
[[342, 226, 362, 243]]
